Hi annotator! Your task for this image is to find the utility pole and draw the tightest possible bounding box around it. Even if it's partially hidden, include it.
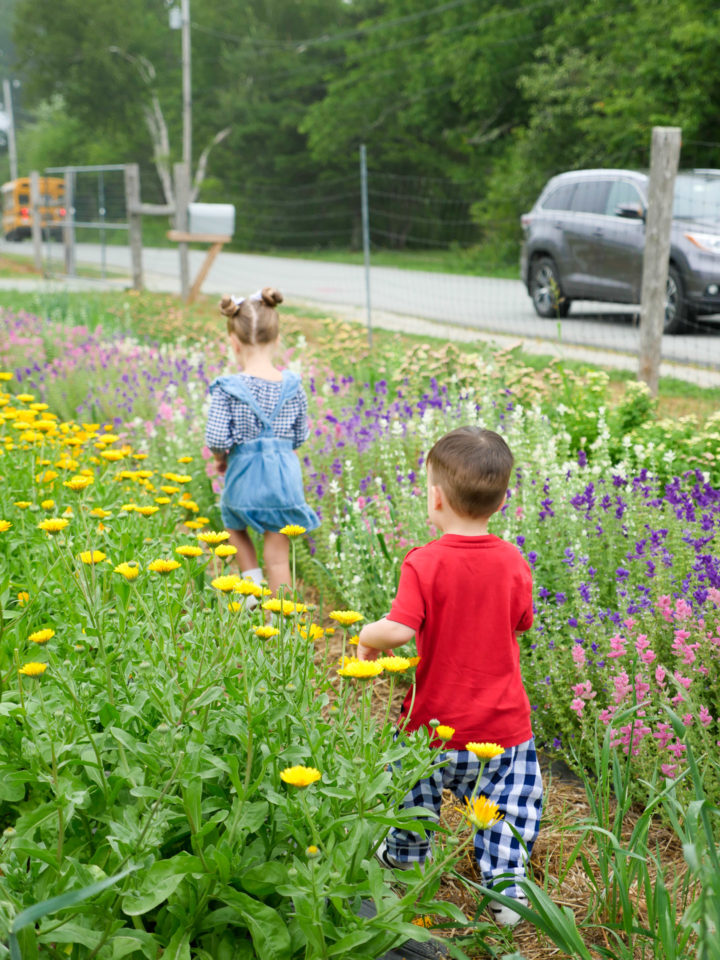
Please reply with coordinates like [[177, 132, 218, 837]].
[[181, 0, 191, 176], [2, 78, 18, 181]]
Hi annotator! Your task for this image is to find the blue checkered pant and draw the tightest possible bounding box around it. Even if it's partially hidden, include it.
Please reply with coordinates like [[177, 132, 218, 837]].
[[386, 738, 543, 898]]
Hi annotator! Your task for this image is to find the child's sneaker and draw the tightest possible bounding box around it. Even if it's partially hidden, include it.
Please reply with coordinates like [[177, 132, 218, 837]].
[[374, 839, 427, 873], [489, 893, 529, 927]]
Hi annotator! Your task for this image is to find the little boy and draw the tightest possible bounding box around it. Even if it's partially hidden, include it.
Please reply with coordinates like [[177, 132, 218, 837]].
[[357, 426, 542, 927]]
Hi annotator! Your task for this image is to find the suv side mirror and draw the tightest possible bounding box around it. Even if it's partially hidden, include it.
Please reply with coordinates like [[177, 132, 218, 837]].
[[615, 203, 645, 221]]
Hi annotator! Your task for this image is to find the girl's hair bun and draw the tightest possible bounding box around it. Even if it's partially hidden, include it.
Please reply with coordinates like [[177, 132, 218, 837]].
[[261, 287, 283, 307], [219, 295, 240, 318]]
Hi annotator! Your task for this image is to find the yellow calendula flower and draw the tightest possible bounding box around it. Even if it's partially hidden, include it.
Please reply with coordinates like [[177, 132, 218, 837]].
[[36, 470, 58, 484], [338, 661, 384, 679], [37, 517, 69, 534], [161, 485, 180, 495], [41, 499, 56, 510], [132, 452, 148, 460], [263, 598, 307, 616], [16, 393, 36, 403], [233, 579, 264, 597], [79, 550, 107, 565], [90, 508, 112, 518], [376, 656, 411, 673], [154, 497, 171, 505], [412, 916, 434, 929], [0, 371, 12, 381], [0, 520, 11, 533], [162, 472, 192, 484], [214, 544, 237, 558], [299, 624, 325, 642], [120, 503, 137, 512], [465, 742, 505, 760], [280, 766, 322, 788], [255, 625, 280, 639], [197, 531, 229, 544], [183, 519, 206, 530], [407, 656, 421, 667], [63, 475, 94, 491], [18, 662, 47, 678], [306, 845, 320, 858], [13, 501, 31, 509], [30, 402, 48, 411], [436, 725, 455, 741], [179, 500, 199, 513], [461, 795, 504, 831], [148, 558, 181, 574], [115, 562, 140, 581], [18, 591, 29, 606], [211, 575, 243, 593], [177, 456, 193, 463], [176, 545, 204, 558], [29, 628, 55, 644], [100, 449, 124, 462], [134, 505, 159, 517], [279, 524, 306, 537], [329, 610, 364, 627]]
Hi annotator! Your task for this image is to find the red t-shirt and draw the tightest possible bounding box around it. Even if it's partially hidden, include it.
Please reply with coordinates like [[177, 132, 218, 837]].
[[388, 534, 534, 750]]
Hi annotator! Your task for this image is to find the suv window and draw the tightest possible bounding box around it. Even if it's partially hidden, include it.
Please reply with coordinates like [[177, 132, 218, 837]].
[[541, 183, 576, 211], [605, 180, 643, 216], [571, 180, 610, 215]]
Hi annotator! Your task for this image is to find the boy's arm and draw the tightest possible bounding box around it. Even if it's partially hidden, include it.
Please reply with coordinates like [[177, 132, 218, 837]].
[[357, 618, 415, 661]]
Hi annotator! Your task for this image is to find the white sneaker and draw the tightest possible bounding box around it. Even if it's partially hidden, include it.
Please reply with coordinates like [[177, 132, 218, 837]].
[[489, 894, 528, 927]]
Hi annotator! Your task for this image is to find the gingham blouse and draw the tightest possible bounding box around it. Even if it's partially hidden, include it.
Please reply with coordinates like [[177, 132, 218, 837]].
[[205, 373, 310, 453]]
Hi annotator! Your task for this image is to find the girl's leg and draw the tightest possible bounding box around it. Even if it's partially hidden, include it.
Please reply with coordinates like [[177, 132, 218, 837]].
[[452, 739, 543, 899], [227, 528, 258, 572], [263, 531, 291, 596]]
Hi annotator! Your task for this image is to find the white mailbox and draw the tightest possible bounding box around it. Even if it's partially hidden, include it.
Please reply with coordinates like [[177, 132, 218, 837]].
[[188, 202, 235, 238]]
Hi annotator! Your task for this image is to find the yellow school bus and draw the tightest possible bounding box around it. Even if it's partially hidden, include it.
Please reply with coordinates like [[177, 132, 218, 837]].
[[1, 176, 66, 241]]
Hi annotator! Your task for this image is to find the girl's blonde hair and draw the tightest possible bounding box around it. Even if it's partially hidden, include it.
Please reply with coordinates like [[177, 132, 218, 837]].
[[219, 287, 283, 345]]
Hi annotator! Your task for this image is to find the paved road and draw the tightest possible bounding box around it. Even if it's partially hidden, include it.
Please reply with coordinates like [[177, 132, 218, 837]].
[[3, 239, 720, 373]]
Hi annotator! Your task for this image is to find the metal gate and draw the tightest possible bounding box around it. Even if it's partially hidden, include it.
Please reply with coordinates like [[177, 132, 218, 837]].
[[41, 164, 130, 281]]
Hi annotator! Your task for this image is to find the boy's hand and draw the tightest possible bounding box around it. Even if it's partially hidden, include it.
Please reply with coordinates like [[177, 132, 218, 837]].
[[357, 641, 379, 662]]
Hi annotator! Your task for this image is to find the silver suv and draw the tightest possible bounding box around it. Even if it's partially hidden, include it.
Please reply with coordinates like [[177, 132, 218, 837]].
[[520, 169, 720, 333]]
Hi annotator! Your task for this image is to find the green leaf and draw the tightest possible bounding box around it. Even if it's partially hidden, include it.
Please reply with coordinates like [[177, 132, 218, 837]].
[[240, 862, 289, 898], [11, 866, 138, 933], [122, 855, 203, 916], [0, 767, 30, 802], [163, 928, 191, 960], [38, 921, 103, 949], [218, 889, 291, 960], [110, 930, 160, 960], [326, 927, 376, 957]]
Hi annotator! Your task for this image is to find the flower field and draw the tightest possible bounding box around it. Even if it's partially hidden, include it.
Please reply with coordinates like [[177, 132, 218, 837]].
[[1, 293, 720, 958]]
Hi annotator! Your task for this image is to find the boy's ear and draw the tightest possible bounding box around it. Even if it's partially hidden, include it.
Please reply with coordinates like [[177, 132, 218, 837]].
[[430, 482, 444, 511]]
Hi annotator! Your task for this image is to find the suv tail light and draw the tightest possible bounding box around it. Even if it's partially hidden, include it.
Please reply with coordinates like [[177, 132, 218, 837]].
[[20, 207, 29, 217], [520, 214, 532, 228]]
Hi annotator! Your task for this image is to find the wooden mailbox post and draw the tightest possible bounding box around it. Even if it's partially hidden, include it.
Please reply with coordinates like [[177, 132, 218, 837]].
[[168, 201, 235, 304]]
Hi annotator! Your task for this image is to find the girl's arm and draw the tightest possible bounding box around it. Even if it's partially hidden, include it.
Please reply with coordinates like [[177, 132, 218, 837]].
[[357, 618, 415, 661]]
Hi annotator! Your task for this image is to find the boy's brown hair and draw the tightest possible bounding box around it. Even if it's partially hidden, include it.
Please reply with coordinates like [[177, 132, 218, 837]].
[[426, 426, 513, 518], [219, 287, 283, 345]]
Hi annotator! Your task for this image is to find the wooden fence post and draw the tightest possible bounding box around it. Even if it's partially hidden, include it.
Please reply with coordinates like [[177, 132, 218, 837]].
[[29, 171, 43, 272], [174, 162, 190, 301], [638, 126, 682, 395], [63, 170, 76, 277], [124, 163, 144, 291]]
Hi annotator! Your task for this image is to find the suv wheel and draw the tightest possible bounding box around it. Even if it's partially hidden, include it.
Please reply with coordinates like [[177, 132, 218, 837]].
[[664, 266, 693, 334], [530, 256, 571, 318]]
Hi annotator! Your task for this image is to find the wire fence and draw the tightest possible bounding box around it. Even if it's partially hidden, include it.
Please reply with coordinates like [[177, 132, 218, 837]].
[[4, 144, 720, 389]]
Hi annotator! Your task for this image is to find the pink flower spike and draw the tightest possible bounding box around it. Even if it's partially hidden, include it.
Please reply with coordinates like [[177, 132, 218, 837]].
[[570, 698, 585, 717], [661, 763, 677, 779], [699, 706, 713, 728], [682, 713, 694, 727]]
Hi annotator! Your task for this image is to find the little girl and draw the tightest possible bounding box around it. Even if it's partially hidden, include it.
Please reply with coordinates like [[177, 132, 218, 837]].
[[205, 287, 320, 594]]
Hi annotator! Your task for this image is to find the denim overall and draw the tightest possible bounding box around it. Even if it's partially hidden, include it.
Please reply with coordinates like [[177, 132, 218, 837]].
[[214, 370, 320, 534]]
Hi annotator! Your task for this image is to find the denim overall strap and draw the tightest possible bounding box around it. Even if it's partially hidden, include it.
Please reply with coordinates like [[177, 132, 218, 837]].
[[211, 375, 273, 432], [267, 370, 301, 425]]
